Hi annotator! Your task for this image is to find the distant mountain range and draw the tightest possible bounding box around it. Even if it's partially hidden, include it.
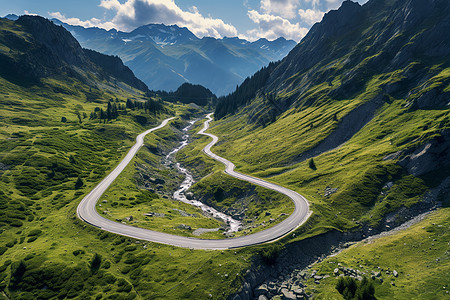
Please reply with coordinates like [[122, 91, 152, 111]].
[[4, 14, 296, 96]]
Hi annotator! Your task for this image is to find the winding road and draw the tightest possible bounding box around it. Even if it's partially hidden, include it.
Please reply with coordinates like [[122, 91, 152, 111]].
[[77, 114, 310, 250]]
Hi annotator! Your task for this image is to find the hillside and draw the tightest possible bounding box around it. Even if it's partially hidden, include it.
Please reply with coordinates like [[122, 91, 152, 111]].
[[48, 19, 296, 95], [150, 82, 217, 107], [0, 16, 257, 300], [202, 0, 449, 257], [0, 16, 148, 92]]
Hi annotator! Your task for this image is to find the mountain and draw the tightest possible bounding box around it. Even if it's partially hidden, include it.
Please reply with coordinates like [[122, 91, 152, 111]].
[[216, 0, 450, 119], [0, 15, 148, 92], [4, 14, 18, 21], [52, 19, 296, 95], [210, 0, 449, 239]]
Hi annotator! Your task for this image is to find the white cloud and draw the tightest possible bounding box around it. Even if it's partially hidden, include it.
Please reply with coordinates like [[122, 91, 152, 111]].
[[49, 11, 116, 30], [24, 10, 38, 16], [298, 8, 324, 25], [260, 0, 300, 19], [244, 10, 308, 42], [98, 0, 237, 38], [303, 0, 320, 9]]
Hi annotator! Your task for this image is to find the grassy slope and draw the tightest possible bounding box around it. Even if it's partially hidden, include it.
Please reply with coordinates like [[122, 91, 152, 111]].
[[306, 208, 449, 300], [0, 75, 263, 299], [94, 120, 225, 238], [176, 121, 295, 238], [206, 68, 449, 236]]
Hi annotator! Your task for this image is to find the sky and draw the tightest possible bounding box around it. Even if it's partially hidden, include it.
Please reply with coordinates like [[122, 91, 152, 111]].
[[1, 0, 368, 42]]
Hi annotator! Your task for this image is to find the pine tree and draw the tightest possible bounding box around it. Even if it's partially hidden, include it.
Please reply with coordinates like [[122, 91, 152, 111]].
[[308, 158, 317, 170], [75, 176, 83, 189]]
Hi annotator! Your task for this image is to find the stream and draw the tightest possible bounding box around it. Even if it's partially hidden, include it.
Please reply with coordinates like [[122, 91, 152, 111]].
[[163, 119, 242, 233]]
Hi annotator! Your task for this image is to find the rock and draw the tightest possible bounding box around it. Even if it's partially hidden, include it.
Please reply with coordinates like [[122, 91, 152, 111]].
[[185, 192, 194, 200], [177, 224, 192, 230], [254, 284, 269, 297], [265, 211, 271, 216], [334, 268, 339, 275], [393, 270, 398, 277], [144, 212, 165, 217], [314, 275, 323, 280], [258, 296, 269, 300], [280, 288, 296, 300], [375, 272, 381, 277], [102, 200, 108, 203], [324, 186, 338, 197], [293, 288, 304, 295], [125, 216, 133, 222]]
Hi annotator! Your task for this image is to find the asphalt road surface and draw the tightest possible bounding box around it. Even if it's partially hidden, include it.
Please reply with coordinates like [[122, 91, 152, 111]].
[[77, 114, 311, 250]]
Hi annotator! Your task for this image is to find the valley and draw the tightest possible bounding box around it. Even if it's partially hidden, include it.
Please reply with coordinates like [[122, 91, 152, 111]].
[[0, 0, 449, 299]]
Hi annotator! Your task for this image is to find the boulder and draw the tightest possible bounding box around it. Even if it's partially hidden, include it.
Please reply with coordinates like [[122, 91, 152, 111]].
[[280, 288, 296, 300], [393, 270, 398, 277], [177, 224, 192, 230], [254, 284, 269, 297]]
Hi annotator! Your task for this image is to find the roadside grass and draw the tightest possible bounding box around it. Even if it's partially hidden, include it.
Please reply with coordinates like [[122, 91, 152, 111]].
[[305, 208, 450, 300], [0, 74, 261, 299], [95, 120, 225, 238], [207, 93, 449, 235], [176, 120, 295, 238]]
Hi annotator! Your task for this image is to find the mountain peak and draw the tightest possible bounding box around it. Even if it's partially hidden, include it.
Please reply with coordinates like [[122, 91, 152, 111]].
[[3, 14, 19, 21], [130, 23, 199, 45]]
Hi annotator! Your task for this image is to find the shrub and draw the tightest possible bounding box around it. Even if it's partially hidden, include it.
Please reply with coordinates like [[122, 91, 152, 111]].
[[73, 249, 85, 256], [75, 176, 84, 189], [308, 158, 317, 170], [27, 236, 38, 243], [28, 229, 42, 236], [90, 253, 102, 272], [260, 244, 282, 265], [336, 276, 375, 300]]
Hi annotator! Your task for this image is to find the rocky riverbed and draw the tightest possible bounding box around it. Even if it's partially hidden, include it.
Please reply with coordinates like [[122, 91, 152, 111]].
[[164, 119, 242, 233], [228, 178, 447, 300]]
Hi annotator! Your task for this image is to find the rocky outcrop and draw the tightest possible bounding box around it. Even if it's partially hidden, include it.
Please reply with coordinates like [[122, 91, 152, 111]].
[[229, 185, 446, 300], [288, 94, 384, 166], [399, 130, 450, 176]]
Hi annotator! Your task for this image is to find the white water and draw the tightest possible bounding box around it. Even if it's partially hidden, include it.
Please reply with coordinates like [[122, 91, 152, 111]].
[[163, 120, 241, 233]]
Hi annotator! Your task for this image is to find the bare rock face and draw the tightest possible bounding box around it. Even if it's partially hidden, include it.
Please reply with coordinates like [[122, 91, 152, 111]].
[[399, 130, 450, 176]]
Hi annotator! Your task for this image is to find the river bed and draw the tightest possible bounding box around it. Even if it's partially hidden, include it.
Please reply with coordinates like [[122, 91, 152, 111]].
[[163, 119, 241, 233]]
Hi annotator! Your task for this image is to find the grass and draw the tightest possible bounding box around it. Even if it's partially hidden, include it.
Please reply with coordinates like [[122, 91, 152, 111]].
[[176, 120, 295, 238], [304, 208, 450, 299], [0, 66, 262, 299], [205, 73, 449, 236], [94, 120, 225, 239]]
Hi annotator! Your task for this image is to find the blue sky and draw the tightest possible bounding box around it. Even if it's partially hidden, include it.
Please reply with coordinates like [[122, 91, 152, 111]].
[[1, 0, 367, 42]]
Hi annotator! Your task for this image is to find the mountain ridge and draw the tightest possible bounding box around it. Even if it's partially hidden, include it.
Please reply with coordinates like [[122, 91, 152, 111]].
[[46, 18, 296, 95], [0, 15, 149, 92], [215, 0, 450, 120]]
